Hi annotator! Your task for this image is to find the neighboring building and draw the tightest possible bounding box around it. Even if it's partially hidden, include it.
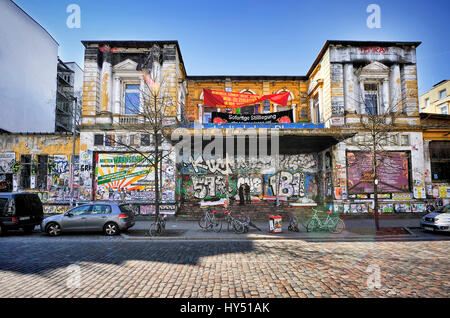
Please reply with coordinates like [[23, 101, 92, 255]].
[[55, 59, 84, 132], [56, 59, 75, 132], [420, 79, 450, 114], [421, 113, 450, 205], [0, 132, 80, 214], [65, 62, 84, 132], [0, 0, 59, 133]]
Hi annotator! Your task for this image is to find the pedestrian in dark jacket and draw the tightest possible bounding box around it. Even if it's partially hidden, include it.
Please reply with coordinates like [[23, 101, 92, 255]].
[[238, 184, 245, 205], [244, 183, 251, 204]]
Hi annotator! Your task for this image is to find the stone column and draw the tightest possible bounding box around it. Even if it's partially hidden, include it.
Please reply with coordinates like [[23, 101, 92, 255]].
[[382, 78, 389, 113], [359, 80, 365, 114], [343, 63, 354, 113], [113, 76, 121, 115], [100, 47, 113, 114], [292, 104, 296, 122], [390, 64, 401, 112]]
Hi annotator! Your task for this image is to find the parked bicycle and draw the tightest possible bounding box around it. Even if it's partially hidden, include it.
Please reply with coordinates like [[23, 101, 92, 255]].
[[306, 208, 345, 233], [222, 197, 261, 234], [288, 215, 300, 232], [149, 213, 167, 237], [223, 209, 247, 233], [198, 207, 222, 232]]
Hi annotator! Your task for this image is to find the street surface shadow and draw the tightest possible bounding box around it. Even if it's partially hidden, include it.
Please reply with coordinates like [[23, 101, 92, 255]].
[[0, 239, 255, 275]]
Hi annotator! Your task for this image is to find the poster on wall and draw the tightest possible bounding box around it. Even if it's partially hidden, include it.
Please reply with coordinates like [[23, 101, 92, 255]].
[[95, 153, 175, 202], [347, 151, 410, 194], [0, 152, 16, 174]]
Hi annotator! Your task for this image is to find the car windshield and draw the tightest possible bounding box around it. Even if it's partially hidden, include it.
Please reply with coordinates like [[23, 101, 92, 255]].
[[0, 198, 8, 212]]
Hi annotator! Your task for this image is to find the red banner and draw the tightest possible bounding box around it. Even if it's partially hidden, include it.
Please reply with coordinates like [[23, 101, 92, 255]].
[[202, 88, 290, 108]]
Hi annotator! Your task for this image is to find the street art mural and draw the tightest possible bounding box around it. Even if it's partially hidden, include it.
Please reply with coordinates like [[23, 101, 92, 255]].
[[94, 153, 176, 203], [179, 154, 319, 203]]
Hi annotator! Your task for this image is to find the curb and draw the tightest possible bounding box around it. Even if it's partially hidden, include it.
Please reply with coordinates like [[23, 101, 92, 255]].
[[120, 227, 422, 242]]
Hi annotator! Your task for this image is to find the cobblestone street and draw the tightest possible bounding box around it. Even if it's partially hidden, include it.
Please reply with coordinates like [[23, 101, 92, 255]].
[[0, 237, 448, 298]]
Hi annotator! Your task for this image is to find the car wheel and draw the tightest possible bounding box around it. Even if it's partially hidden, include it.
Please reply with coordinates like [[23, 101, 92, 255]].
[[23, 225, 35, 234], [46, 222, 61, 236], [104, 222, 119, 236]]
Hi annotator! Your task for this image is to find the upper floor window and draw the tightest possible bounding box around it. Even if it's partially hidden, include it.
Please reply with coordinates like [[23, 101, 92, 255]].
[[440, 105, 448, 115], [94, 134, 104, 146], [313, 94, 320, 124], [124, 84, 140, 114], [263, 100, 271, 114], [425, 98, 430, 107], [439, 89, 446, 100], [364, 83, 379, 115]]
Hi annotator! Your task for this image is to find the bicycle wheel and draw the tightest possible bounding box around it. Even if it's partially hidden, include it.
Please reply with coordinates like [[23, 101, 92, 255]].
[[212, 217, 222, 233], [149, 223, 160, 236], [332, 219, 345, 234], [306, 219, 318, 232], [198, 216, 208, 229], [233, 220, 246, 234]]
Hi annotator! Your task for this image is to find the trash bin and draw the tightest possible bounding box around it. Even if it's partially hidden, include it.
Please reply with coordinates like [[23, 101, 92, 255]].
[[269, 215, 282, 233]]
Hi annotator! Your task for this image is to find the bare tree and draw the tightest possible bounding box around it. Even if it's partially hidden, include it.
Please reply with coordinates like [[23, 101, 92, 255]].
[[340, 91, 410, 231], [111, 70, 179, 219]]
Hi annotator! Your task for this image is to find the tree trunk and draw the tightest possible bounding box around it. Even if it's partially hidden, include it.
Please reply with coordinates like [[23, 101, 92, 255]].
[[154, 139, 160, 219], [373, 150, 380, 231]]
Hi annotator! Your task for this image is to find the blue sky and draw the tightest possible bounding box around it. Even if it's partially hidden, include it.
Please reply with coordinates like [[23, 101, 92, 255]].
[[13, 0, 450, 95]]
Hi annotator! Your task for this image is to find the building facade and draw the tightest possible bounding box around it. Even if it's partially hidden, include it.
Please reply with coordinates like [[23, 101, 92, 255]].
[[78, 41, 187, 215], [420, 79, 450, 114], [2, 39, 441, 215], [421, 113, 450, 205]]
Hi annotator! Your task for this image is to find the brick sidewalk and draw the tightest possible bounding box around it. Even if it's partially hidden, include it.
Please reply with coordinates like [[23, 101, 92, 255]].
[[0, 240, 448, 298]]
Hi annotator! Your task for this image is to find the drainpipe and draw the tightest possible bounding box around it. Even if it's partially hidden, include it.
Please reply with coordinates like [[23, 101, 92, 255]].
[[70, 97, 78, 207]]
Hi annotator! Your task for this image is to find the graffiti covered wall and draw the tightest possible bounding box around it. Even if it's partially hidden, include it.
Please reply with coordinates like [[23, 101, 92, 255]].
[[179, 154, 320, 204]]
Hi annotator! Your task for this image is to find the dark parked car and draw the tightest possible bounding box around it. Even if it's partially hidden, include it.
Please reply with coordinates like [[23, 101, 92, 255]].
[[0, 192, 44, 235]]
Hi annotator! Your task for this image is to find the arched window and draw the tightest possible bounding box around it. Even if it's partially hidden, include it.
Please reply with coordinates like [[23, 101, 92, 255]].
[[239, 89, 258, 114], [275, 89, 294, 112]]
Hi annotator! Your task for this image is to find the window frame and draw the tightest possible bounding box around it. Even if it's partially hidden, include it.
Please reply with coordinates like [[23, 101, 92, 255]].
[[123, 82, 141, 115], [363, 82, 380, 115]]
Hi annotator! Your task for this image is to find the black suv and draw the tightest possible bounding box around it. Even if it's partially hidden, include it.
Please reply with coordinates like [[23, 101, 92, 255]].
[[0, 193, 44, 235]]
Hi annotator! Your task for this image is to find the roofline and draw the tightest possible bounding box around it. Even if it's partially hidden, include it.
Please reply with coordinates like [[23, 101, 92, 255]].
[[81, 40, 187, 75], [57, 58, 74, 73], [64, 61, 84, 72], [305, 40, 422, 78], [10, 0, 59, 46], [187, 75, 308, 81]]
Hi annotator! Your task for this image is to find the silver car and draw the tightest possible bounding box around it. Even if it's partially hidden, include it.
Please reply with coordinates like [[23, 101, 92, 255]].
[[41, 202, 135, 236], [420, 204, 450, 233]]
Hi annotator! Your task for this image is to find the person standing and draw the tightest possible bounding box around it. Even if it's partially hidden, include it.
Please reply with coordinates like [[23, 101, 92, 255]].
[[244, 183, 251, 204], [238, 183, 245, 205]]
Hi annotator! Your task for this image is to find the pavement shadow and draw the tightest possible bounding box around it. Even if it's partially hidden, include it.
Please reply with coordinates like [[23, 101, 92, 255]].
[[0, 239, 255, 275]]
